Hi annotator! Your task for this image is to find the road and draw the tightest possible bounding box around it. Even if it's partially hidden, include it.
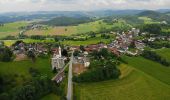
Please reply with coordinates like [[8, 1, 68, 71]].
[[67, 52, 73, 100]]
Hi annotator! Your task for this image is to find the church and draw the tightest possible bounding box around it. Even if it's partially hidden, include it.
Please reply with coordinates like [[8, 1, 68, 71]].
[[51, 47, 65, 70]]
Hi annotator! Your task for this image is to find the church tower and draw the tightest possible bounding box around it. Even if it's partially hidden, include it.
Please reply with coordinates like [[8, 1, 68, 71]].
[[59, 46, 62, 57]]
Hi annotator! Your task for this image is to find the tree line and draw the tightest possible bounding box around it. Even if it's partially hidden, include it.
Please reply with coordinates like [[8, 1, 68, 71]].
[[141, 50, 170, 66]]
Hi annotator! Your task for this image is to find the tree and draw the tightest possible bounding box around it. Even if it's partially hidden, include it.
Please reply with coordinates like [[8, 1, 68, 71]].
[[0, 47, 13, 62], [73, 50, 80, 56], [0, 76, 4, 93], [62, 49, 68, 57], [53, 67, 57, 73], [80, 45, 85, 51], [141, 24, 161, 34], [27, 51, 36, 62]]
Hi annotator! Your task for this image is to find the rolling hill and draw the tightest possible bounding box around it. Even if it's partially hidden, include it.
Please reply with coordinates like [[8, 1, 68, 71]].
[[40, 16, 92, 26]]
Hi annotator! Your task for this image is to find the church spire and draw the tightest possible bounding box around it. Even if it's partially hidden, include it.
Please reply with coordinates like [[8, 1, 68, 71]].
[[59, 46, 61, 57]]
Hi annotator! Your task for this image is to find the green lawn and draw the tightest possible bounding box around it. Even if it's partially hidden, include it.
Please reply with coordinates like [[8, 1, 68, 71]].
[[74, 64, 170, 100], [155, 48, 170, 62], [41, 93, 60, 100]]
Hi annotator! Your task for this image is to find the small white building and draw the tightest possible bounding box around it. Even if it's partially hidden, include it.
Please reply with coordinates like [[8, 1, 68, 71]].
[[51, 47, 65, 70]]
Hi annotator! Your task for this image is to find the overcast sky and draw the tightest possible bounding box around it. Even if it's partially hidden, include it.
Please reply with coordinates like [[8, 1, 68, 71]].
[[0, 0, 170, 12]]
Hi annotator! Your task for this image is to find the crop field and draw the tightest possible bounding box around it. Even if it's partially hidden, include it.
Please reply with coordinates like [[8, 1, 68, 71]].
[[74, 64, 170, 100], [155, 48, 170, 62], [0, 21, 29, 38]]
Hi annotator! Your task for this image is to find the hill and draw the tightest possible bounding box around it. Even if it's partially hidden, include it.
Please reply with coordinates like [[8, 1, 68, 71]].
[[74, 64, 170, 100], [138, 10, 170, 23], [138, 10, 162, 18], [40, 16, 92, 26]]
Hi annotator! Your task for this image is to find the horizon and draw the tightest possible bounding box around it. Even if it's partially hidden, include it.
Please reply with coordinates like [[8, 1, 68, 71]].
[[0, 0, 170, 13]]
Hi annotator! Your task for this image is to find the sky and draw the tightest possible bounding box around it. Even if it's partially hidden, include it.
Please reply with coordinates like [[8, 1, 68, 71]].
[[0, 0, 170, 12]]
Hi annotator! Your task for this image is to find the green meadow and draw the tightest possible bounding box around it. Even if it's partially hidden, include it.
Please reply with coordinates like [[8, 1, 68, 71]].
[[123, 56, 170, 85], [74, 63, 170, 100], [62, 35, 114, 46], [0, 21, 29, 38], [0, 57, 54, 87]]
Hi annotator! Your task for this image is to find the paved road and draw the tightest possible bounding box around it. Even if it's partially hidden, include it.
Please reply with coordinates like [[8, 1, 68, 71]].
[[67, 52, 73, 100]]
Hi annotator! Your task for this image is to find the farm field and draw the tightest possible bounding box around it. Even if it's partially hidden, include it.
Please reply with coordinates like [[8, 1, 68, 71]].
[[0, 21, 29, 38], [74, 64, 170, 100], [155, 48, 170, 62]]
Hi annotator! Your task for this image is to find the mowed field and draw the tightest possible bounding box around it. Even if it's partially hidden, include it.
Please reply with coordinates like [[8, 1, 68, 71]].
[[123, 56, 170, 85], [0, 21, 29, 38], [74, 63, 170, 100]]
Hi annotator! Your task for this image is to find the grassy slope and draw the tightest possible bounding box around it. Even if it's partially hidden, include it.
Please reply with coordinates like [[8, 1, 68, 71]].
[[74, 64, 170, 100], [0, 21, 28, 38], [123, 56, 170, 85], [155, 48, 170, 62]]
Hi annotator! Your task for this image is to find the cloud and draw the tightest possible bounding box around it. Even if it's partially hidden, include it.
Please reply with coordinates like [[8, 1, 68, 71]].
[[0, 0, 169, 12]]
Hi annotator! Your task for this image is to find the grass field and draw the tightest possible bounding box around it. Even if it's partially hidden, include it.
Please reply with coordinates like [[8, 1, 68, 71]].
[[0, 21, 29, 38], [155, 48, 170, 62], [41, 93, 60, 100], [123, 56, 170, 85], [62, 35, 113, 46], [24, 20, 110, 36], [3, 39, 55, 47], [0, 57, 54, 86], [74, 64, 170, 100]]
